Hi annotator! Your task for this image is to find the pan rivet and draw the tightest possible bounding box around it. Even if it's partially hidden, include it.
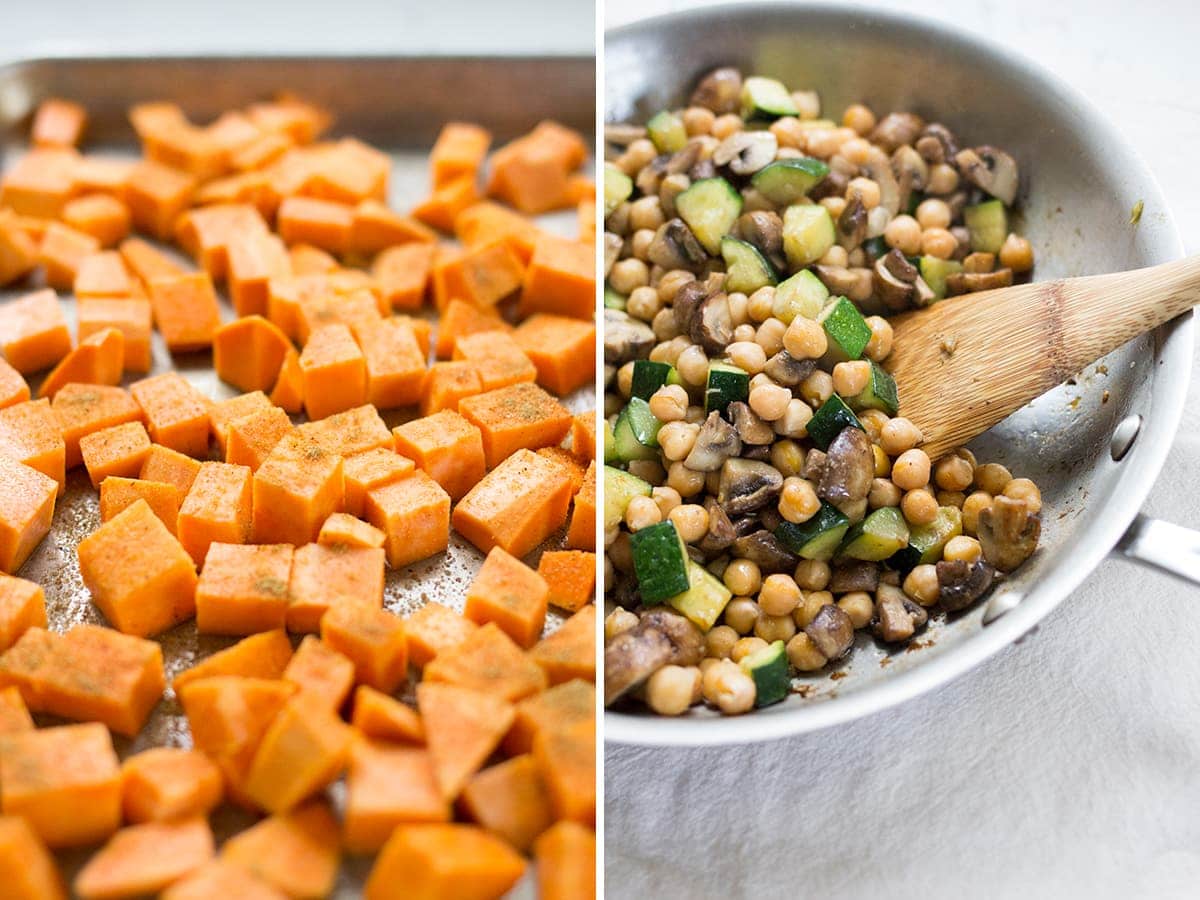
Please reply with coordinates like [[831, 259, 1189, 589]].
[[1110, 414, 1142, 461]]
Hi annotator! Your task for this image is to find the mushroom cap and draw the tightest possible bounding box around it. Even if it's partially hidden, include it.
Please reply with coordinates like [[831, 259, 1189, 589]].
[[977, 495, 1041, 572], [690, 66, 743, 115]]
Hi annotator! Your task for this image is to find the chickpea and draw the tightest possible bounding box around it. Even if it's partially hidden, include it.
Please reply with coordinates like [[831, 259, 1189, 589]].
[[651, 308, 680, 342], [630, 229, 656, 263], [774, 398, 815, 438], [756, 612, 797, 643], [892, 449, 932, 490], [880, 417, 923, 455], [786, 632, 828, 671], [1004, 478, 1042, 514], [920, 227, 957, 260], [838, 591, 874, 628], [783, 317, 828, 359], [651, 485, 682, 519], [846, 176, 881, 209], [618, 138, 657, 176], [723, 559, 762, 597], [943, 535, 982, 563], [732, 323, 757, 343], [645, 385, 687, 424], [711, 114, 744, 140], [806, 128, 840, 158], [963, 252, 996, 274], [649, 335, 689, 365], [626, 285, 661, 322], [901, 488, 939, 526], [731, 636, 769, 664], [999, 233, 1035, 273], [624, 495, 663, 532], [799, 370, 834, 407], [682, 106, 716, 136], [903, 564, 940, 606], [926, 162, 959, 194], [769, 116, 806, 149], [779, 477, 821, 524], [604, 607, 639, 640], [935, 453, 975, 492], [771, 439, 806, 478], [755, 317, 787, 357], [961, 491, 993, 536], [794, 559, 831, 591], [667, 461, 705, 497], [727, 341, 767, 375], [749, 383, 791, 421], [832, 360, 871, 397], [608, 532, 633, 572], [671, 344, 708, 388], [864, 316, 894, 362], [820, 196, 848, 220], [841, 103, 876, 135], [609, 257, 650, 294], [705, 625, 739, 659], [668, 503, 709, 543], [723, 597, 760, 635], [819, 245, 850, 267], [793, 590, 831, 628], [793, 90, 821, 120], [974, 462, 1013, 496], [701, 659, 756, 714], [615, 361, 635, 399], [915, 198, 952, 230], [884, 214, 922, 256], [747, 286, 776, 323], [858, 409, 890, 441], [656, 269, 695, 303], [869, 477, 902, 508], [658, 421, 699, 461], [936, 490, 966, 509], [759, 573, 803, 617], [644, 665, 698, 716]]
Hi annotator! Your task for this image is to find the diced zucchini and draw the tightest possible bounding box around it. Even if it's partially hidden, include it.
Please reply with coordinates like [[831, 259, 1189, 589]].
[[771, 268, 828, 324], [612, 406, 658, 462], [839, 507, 910, 561], [919, 256, 964, 301], [818, 295, 872, 362], [775, 502, 851, 561], [626, 397, 662, 445], [675, 177, 743, 255], [603, 419, 618, 464], [846, 360, 899, 415], [705, 362, 749, 417], [666, 558, 733, 631], [603, 287, 627, 310], [740, 76, 799, 121], [740, 640, 789, 707], [646, 110, 688, 154], [630, 360, 674, 401], [604, 163, 633, 218], [631, 520, 691, 604], [963, 199, 1008, 254], [806, 394, 863, 450], [603, 465, 651, 531], [782, 204, 836, 269], [721, 236, 777, 294], [889, 506, 963, 571], [751, 158, 830, 206]]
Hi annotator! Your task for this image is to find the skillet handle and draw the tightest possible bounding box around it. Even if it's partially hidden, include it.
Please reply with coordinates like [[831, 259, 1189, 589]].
[[1113, 514, 1200, 587]]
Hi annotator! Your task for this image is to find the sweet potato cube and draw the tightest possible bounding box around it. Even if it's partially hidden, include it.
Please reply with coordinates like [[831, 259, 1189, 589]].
[[251, 431, 344, 546], [73, 251, 132, 299], [0, 397, 66, 489], [453, 449, 573, 557], [419, 361, 479, 416], [536, 821, 596, 900], [572, 412, 596, 460], [228, 231, 291, 317], [464, 547, 548, 649], [126, 160, 196, 239], [423, 623, 546, 702], [399, 313, 433, 356], [405, 601, 477, 668], [505, 679, 594, 756], [299, 324, 366, 420], [344, 741, 449, 854], [341, 448, 414, 518], [0, 814, 65, 899], [351, 199, 437, 257], [196, 542, 293, 635], [355, 317, 426, 410], [63, 194, 131, 248], [537, 446, 586, 496], [452, 330, 537, 393], [213, 316, 293, 394], [530, 604, 596, 685], [514, 314, 596, 396], [0, 722, 121, 848], [433, 298, 509, 360], [53, 384, 140, 474], [99, 476, 181, 533], [577, 193, 596, 241], [0, 289, 71, 374], [78, 298, 154, 378], [0, 573, 46, 652], [0, 148, 78, 219], [75, 818, 215, 900], [243, 692, 353, 813], [0, 686, 32, 736], [172, 628, 293, 693], [282, 635, 355, 710], [121, 748, 223, 824], [38, 222, 99, 289], [178, 462, 253, 565], [294, 285, 381, 347], [533, 718, 594, 825], [0, 211, 38, 287], [430, 122, 491, 188], [412, 175, 480, 235], [74, 157, 135, 199], [277, 195, 354, 254], [0, 458, 57, 573], [365, 823, 525, 900], [518, 234, 595, 320], [318, 512, 385, 549], [118, 235, 184, 285], [487, 121, 584, 214], [460, 754, 554, 853], [352, 684, 424, 744], [455, 201, 542, 264], [459, 381, 572, 468], [321, 603, 407, 693], [432, 240, 523, 311], [131, 372, 211, 457], [286, 542, 385, 633], [371, 241, 436, 310], [139, 442, 202, 494], [37, 326, 124, 400], [31, 97, 86, 148], [392, 410, 485, 502], [162, 860, 289, 900], [79, 420, 150, 488], [365, 471, 451, 569], [416, 682, 514, 802], [174, 203, 269, 280], [148, 271, 222, 353], [0, 359, 29, 410], [77, 498, 198, 637], [303, 137, 390, 204], [297, 402, 392, 458], [208, 390, 274, 456], [220, 802, 340, 899], [538, 550, 596, 612], [288, 243, 338, 275], [226, 405, 294, 472]]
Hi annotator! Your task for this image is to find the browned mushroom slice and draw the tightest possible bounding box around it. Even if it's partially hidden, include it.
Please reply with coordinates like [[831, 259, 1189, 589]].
[[649, 219, 708, 273], [697, 495, 737, 555], [763, 349, 816, 387], [732, 530, 798, 575], [812, 264, 859, 298], [690, 67, 743, 114], [690, 292, 734, 354], [838, 193, 868, 250], [861, 152, 901, 216], [869, 112, 925, 153], [954, 145, 1019, 206], [604, 232, 622, 277], [603, 309, 655, 366], [604, 608, 705, 706], [805, 604, 855, 660], [817, 427, 874, 504], [873, 254, 915, 311], [977, 495, 1041, 572], [829, 561, 881, 594], [605, 123, 647, 147], [734, 210, 786, 272], [664, 140, 703, 175], [684, 411, 742, 472], [713, 131, 777, 175], [717, 458, 783, 516], [802, 447, 828, 482], [728, 401, 774, 445], [672, 279, 709, 333], [915, 122, 960, 165], [873, 583, 929, 642], [936, 558, 996, 611], [891, 145, 928, 212], [945, 267, 1014, 296]]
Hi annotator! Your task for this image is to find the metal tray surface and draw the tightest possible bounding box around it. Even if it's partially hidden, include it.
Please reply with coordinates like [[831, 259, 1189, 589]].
[[0, 54, 595, 897]]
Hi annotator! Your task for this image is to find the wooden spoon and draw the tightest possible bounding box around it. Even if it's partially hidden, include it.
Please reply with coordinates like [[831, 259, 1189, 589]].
[[886, 256, 1199, 460]]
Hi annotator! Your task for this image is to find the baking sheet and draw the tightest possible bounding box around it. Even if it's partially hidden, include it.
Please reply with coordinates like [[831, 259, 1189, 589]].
[[0, 54, 595, 897]]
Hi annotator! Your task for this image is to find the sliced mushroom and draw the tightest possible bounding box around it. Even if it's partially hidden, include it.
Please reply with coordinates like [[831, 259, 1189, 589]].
[[604, 608, 705, 706], [649, 219, 708, 273], [688, 158, 717, 182], [945, 267, 1014, 296], [604, 232, 622, 278], [813, 264, 860, 297], [837, 194, 868, 250], [684, 411, 742, 472], [603, 309, 655, 366], [763, 350, 816, 387], [742, 445, 771, 462], [882, 247, 918, 282], [697, 496, 737, 555], [873, 260, 913, 310], [936, 558, 996, 611], [734, 210, 786, 271], [862, 152, 901, 216], [728, 401, 774, 445], [802, 448, 827, 482], [916, 122, 959, 165], [809, 169, 848, 201], [730, 515, 760, 538], [605, 123, 646, 147], [891, 145, 928, 212], [732, 530, 799, 575], [829, 561, 880, 594], [672, 279, 709, 333], [873, 582, 928, 642], [869, 112, 925, 153], [664, 140, 703, 175], [635, 153, 669, 197], [977, 495, 1041, 572], [805, 604, 855, 660], [912, 275, 936, 308], [690, 66, 742, 114], [713, 131, 777, 175], [691, 292, 734, 354], [954, 145, 1019, 206], [718, 458, 783, 516], [817, 427, 874, 505]]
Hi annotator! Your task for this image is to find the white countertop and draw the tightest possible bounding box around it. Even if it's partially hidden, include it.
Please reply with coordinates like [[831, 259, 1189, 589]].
[[604, 2, 1200, 899]]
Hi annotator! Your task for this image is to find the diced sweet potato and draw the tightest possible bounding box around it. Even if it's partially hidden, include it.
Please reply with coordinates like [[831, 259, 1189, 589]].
[[412, 175, 480, 234], [126, 160, 196, 239], [161, 860, 287, 900], [99, 477, 181, 534], [0, 359, 29, 411], [505, 679, 594, 756], [518, 233, 595, 320], [459, 381, 573, 469], [213, 316, 293, 394], [174, 203, 269, 280], [139, 442, 202, 495], [430, 122, 492, 188], [513, 313, 596, 396], [535, 821, 596, 900], [172, 628, 294, 693], [74, 250, 134, 298], [453, 449, 573, 557], [423, 622, 546, 702], [0, 814, 66, 899], [351, 199, 437, 257], [321, 602, 407, 693], [299, 323, 366, 420], [251, 431, 344, 546], [530, 604, 595, 686], [277, 195, 354, 254], [537, 446, 586, 496], [77, 297, 153, 372], [454, 202, 542, 266], [577, 193, 596, 242], [121, 748, 223, 823], [398, 313, 432, 356], [228, 231, 291, 317], [433, 298, 510, 359], [52, 383, 145, 470], [532, 718, 595, 825], [79, 420, 151, 488], [365, 471, 451, 569], [460, 754, 554, 853], [0, 457, 57, 573], [75, 818, 215, 900], [538, 550, 596, 612], [571, 413, 596, 462], [0, 573, 46, 652], [39, 221, 100, 289], [148, 271, 223, 353], [365, 823, 525, 900], [77, 498, 198, 637], [352, 684, 424, 744], [63, 194, 131, 248], [220, 802, 340, 900], [420, 360, 482, 416], [452, 330, 537, 393], [286, 542, 385, 633], [341, 447, 414, 518], [0, 722, 122, 848], [0, 397, 66, 487], [0, 148, 79, 219], [208, 391, 274, 456], [0, 210, 39, 286], [405, 601, 478, 669], [432, 240, 524, 311], [282, 635, 355, 710], [392, 410, 485, 502], [344, 741, 449, 854], [118, 235, 184, 285], [178, 462, 253, 565], [356, 317, 426, 410], [31, 98, 86, 148], [288, 243, 338, 276], [318, 512, 385, 549], [464, 546, 548, 649], [74, 157, 135, 200], [247, 94, 331, 144], [487, 121, 585, 214], [295, 285, 381, 346], [37, 326, 124, 400], [372, 242, 436, 310], [226, 405, 293, 472], [196, 543, 293, 635], [131, 372, 211, 457], [0, 685, 33, 735], [0, 289, 71, 374]]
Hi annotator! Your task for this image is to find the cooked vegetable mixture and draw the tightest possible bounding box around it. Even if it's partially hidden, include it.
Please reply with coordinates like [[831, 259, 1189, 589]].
[[603, 67, 1043, 717]]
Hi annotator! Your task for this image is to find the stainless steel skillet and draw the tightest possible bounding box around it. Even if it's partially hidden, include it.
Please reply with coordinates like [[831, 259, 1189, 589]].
[[605, 3, 1198, 746]]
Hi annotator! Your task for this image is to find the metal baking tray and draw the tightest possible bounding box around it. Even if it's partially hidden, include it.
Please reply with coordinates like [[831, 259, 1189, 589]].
[[0, 54, 594, 897]]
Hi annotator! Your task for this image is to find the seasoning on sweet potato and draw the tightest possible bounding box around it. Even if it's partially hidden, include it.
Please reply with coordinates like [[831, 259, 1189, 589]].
[[430, 122, 492, 188], [459, 754, 554, 853], [161, 860, 287, 900], [295, 285, 382, 345], [121, 748, 223, 824], [251, 431, 344, 546], [0, 359, 29, 411], [321, 602, 407, 693], [423, 622, 546, 703], [412, 175, 480, 234], [365, 823, 526, 900], [126, 159, 196, 240], [220, 801, 341, 900], [0, 210, 39, 286], [75, 817, 215, 900], [37, 327, 124, 400], [571, 412, 596, 460], [54, 383, 142, 470], [405, 600, 478, 669], [208, 391, 274, 456], [299, 323, 367, 420], [514, 313, 596, 396], [0, 573, 46, 652], [0, 147, 79, 219], [175, 203, 269, 280], [0, 289, 72, 374], [533, 717, 595, 825], [31, 97, 86, 148], [178, 462, 253, 565], [392, 410, 486, 502], [63, 194, 131, 248], [225, 406, 292, 474], [74, 250, 133, 297], [118, 235, 184, 285], [0, 685, 33, 735], [79, 420, 151, 489], [537, 446, 586, 496], [77, 498, 198, 637], [213, 315, 293, 394], [452, 330, 538, 393], [287, 541, 385, 633], [195, 542, 293, 636], [398, 312, 433, 356], [352, 317, 426, 410], [464, 546, 549, 649], [0, 722, 122, 848], [228, 231, 291, 316], [530, 603, 596, 686], [372, 242, 436, 311], [277, 195, 354, 254], [420, 361, 481, 416], [505, 678, 594, 757], [351, 199, 437, 256], [99, 476, 181, 534], [351, 684, 425, 744], [364, 470, 451, 569], [344, 741, 449, 854], [139, 441, 202, 494], [282, 635, 356, 710], [518, 232, 595, 320], [535, 821, 596, 900], [318, 512, 385, 549], [74, 298, 152, 375], [0, 397, 66, 496], [459, 381, 573, 469], [341, 448, 414, 518], [416, 682, 515, 802], [0, 457, 57, 574], [172, 628, 294, 693], [538, 550, 596, 612], [431, 239, 524, 311], [269, 348, 304, 413], [148, 271, 223, 353], [431, 299, 506, 360], [0, 814, 66, 900]]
